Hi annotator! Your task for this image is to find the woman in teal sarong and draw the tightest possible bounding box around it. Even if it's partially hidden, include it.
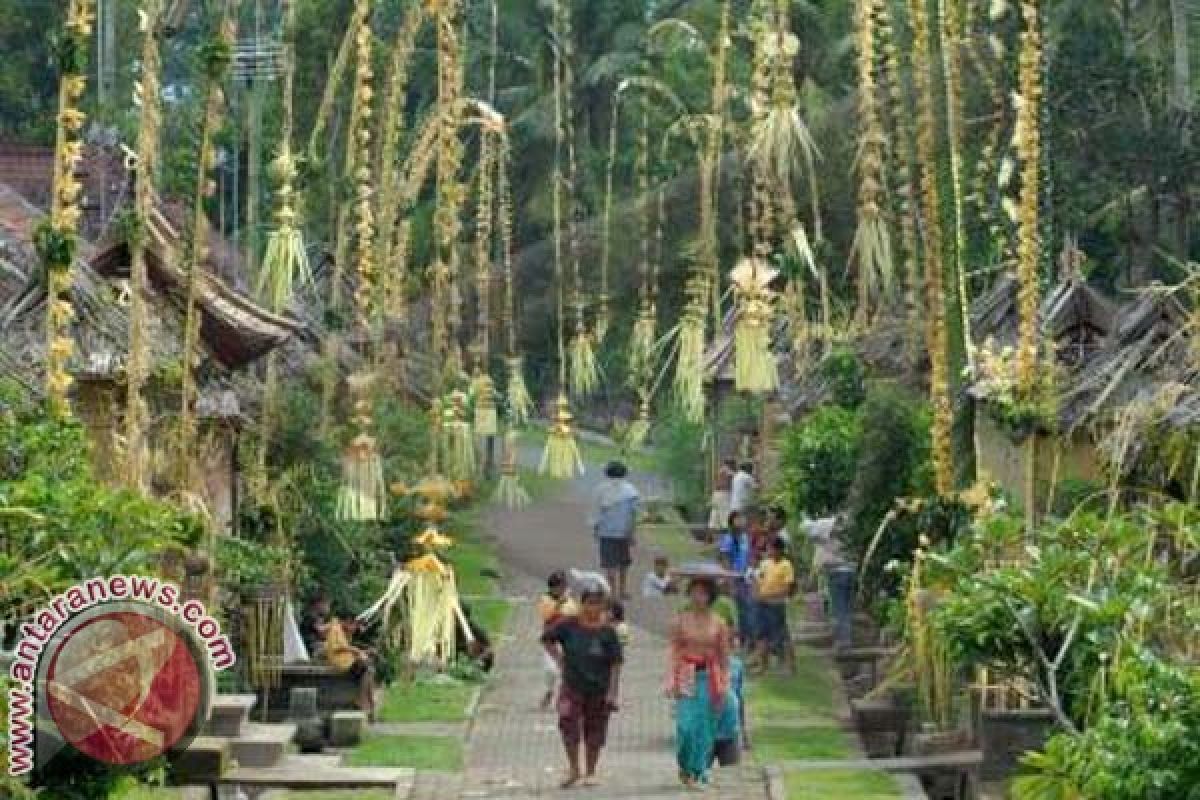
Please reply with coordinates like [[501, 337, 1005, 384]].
[[667, 577, 732, 789]]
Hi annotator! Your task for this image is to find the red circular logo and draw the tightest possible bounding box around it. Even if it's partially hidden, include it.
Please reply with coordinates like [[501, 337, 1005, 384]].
[[44, 607, 204, 765]]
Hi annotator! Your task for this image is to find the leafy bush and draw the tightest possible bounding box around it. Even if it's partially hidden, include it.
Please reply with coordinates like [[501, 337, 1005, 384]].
[[653, 414, 710, 521], [1014, 653, 1200, 800], [844, 384, 933, 568], [776, 406, 862, 518], [0, 385, 204, 625], [925, 503, 1200, 800], [819, 348, 866, 410]]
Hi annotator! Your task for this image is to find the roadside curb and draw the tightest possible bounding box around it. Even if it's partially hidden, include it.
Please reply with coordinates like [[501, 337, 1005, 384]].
[[763, 764, 787, 800]]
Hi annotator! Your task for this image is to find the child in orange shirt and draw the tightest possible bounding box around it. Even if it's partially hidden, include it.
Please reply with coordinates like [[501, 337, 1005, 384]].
[[539, 570, 578, 709]]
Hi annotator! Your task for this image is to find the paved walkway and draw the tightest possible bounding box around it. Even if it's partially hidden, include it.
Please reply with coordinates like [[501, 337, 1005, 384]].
[[453, 465, 770, 800]]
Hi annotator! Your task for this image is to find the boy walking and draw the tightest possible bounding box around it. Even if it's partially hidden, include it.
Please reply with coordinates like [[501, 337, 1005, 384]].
[[542, 589, 624, 788]]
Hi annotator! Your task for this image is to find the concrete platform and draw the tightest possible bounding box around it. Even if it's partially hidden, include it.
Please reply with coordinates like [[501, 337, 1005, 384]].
[[230, 722, 297, 768], [205, 693, 258, 737], [222, 754, 414, 795]]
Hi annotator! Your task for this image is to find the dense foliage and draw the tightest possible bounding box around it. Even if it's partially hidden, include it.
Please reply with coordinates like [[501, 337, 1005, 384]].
[[925, 503, 1200, 799], [0, 383, 203, 629], [777, 406, 862, 518], [843, 384, 933, 570]]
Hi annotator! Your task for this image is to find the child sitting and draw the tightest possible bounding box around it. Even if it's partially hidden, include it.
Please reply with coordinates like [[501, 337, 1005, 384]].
[[641, 555, 678, 597]]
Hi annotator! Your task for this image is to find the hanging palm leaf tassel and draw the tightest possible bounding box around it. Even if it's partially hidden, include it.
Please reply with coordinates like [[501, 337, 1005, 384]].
[[441, 391, 476, 482], [505, 355, 534, 426], [337, 372, 387, 521], [337, 433, 387, 521], [732, 257, 779, 393], [540, 393, 584, 479], [258, 150, 311, 312], [471, 372, 499, 437], [626, 393, 652, 452], [492, 431, 530, 509], [674, 275, 709, 423], [568, 327, 600, 398], [628, 304, 657, 387]]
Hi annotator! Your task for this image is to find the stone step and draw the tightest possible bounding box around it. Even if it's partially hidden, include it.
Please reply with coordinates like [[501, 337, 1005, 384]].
[[229, 722, 297, 768], [221, 754, 413, 794], [206, 693, 258, 737], [170, 736, 230, 785]]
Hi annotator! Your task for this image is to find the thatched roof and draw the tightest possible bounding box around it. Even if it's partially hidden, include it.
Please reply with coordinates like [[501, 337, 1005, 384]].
[[89, 200, 304, 368], [1059, 289, 1197, 431], [0, 180, 304, 381]]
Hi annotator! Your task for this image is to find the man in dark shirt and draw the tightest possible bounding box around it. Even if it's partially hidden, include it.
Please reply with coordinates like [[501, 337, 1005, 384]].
[[541, 589, 623, 788]]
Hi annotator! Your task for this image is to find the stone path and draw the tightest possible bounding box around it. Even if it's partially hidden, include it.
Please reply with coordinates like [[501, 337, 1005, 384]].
[[448, 463, 770, 800]]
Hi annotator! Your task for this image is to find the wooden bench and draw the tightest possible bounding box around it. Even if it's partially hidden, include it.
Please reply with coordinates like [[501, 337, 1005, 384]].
[[780, 751, 983, 800]]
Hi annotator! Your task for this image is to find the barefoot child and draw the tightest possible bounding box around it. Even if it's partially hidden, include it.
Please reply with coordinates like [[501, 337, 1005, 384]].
[[542, 588, 624, 788], [539, 570, 577, 709]]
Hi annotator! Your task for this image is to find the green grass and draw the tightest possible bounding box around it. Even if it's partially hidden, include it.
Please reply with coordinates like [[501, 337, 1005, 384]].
[[784, 768, 903, 799], [745, 649, 840, 724], [519, 467, 559, 501], [110, 790, 186, 800], [377, 675, 477, 722], [472, 595, 512, 634], [345, 734, 464, 772], [519, 427, 655, 471], [639, 521, 711, 563], [445, 507, 501, 597], [753, 725, 855, 762]]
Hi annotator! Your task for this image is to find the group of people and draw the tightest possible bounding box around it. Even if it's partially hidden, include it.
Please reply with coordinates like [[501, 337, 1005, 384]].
[[299, 590, 495, 722], [530, 458, 800, 791], [538, 564, 746, 792]]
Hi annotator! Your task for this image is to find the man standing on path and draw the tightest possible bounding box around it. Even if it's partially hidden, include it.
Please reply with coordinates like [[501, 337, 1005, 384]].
[[730, 462, 758, 515], [590, 461, 640, 601]]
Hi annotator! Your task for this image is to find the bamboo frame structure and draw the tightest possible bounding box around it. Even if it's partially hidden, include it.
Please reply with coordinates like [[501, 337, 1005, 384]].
[[124, 0, 165, 490], [180, 0, 236, 490]]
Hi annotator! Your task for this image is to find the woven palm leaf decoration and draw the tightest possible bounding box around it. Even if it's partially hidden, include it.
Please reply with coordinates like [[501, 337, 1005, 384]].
[[498, 136, 534, 427], [258, 0, 311, 470], [675, 273, 710, 423], [492, 429, 531, 510], [541, 393, 584, 479], [440, 390, 476, 482], [559, 4, 599, 400], [539, 0, 583, 479], [40, 0, 94, 418], [336, 4, 388, 521], [850, 0, 894, 325], [731, 257, 780, 392], [124, 0, 165, 490]]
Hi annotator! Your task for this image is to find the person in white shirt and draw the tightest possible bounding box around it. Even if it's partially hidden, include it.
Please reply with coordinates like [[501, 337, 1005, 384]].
[[730, 462, 757, 514], [641, 555, 678, 598]]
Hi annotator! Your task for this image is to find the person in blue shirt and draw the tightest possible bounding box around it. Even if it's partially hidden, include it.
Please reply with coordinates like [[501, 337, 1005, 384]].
[[717, 511, 756, 648], [590, 461, 640, 600]]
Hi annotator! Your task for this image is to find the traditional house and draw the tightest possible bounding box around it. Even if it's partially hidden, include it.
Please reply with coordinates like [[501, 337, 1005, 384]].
[[0, 168, 303, 532], [970, 263, 1195, 511]]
